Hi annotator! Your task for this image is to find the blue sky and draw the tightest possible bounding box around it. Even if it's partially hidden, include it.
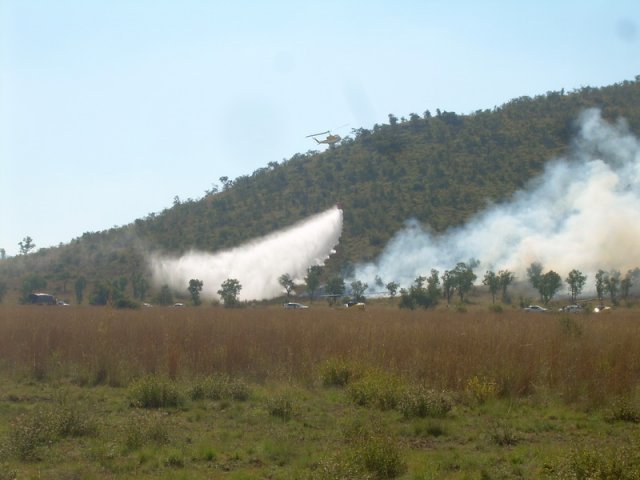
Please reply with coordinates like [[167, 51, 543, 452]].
[[1, 0, 639, 256]]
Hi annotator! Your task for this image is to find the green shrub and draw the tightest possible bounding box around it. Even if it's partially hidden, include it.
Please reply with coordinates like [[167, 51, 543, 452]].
[[319, 358, 357, 387], [606, 398, 640, 423], [123, 411, 170, 452], [7, 410, 55, 461], [128, 375, 183, 409], [6, 400, 95, 461], [397, 386, 453, 418], [488, 420, 519, 446], [114, 298, 140, 309], [347, 370, 403, 410], [355, 434, 406, 479], [560, 445, 640, 479], [464, 375, 497, 405], [189, 374, 251, 401], [266, 394, 293, 422], [488, 304, 503, 313]]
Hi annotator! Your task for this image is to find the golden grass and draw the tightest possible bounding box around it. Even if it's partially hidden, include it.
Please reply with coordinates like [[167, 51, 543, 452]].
[[1, 305, 639, 405]]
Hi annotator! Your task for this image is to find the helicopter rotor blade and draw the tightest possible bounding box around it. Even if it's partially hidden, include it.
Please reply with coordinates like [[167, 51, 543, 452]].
[[306, 130, 330, 138]]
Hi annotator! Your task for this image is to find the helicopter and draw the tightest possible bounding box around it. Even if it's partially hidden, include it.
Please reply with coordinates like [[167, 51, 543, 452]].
[[306, 130, 342, 146]]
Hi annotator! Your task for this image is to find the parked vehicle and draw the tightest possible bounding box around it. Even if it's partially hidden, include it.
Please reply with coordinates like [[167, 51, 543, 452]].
[[283, 302, 309, 309], [27, 293, 56, 305], [524, 305, 547, 312], [560, 304, 583, 313]]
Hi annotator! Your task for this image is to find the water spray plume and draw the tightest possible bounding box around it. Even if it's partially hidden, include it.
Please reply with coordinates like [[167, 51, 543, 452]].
[[150, 207, 342, 301], [355, 109, 640, 289]]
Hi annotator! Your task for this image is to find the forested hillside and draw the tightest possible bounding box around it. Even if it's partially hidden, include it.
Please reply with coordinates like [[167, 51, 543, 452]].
[[2, 78, 640, 302]]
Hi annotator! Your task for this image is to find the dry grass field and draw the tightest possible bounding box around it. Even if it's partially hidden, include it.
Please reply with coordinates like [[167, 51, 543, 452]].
[[1, 303, 640, 478]]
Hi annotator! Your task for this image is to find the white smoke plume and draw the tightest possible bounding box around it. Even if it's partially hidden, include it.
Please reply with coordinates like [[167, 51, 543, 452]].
[[150, 207, 342, 301], [355, 109, 640, 289]]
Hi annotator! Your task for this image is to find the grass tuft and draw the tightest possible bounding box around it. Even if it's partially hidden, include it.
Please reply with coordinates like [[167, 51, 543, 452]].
[[397, 386, 453, 418], [128, 375, 184, 409]]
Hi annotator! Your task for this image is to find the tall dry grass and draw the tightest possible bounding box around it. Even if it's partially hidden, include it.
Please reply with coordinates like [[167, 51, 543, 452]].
[[1, 305, 639, 404]]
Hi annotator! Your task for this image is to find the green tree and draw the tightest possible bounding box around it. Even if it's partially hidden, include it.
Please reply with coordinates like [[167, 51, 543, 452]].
[[218, 278, 242, 307], [20, 274, 47, 302], [483, 270, 499, 304], [325, 277, 345, 305], [620, 269, 635, 301], [399, 274, 439, 309], [0, 248, 6, 260], [18, 236, 36, 256], [565, 269, 587, 303], [426, 269, 441, 306], [132, 273, 149, 301], [527, 262, 544, 299], [606, 270, 621, 306], [538, 270, 562, 304], [279, 273, 295, 299], [305, 266, 323, 303], [156, 284, 174, 306], [350, 279, 368, 303], [74, 276, 87, 304], [385, 281, 399, 298], [53, 267, 72, 294], [452, 262, 477, 303], [188, 278, 203, 306], [442, 270, 456, 305], [498, 269, 515, 303], [595, 270, 607, 304], [89, 281, 112, 305]]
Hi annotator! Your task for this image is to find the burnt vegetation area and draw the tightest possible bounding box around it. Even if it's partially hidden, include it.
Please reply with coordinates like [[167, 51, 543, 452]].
[[2, 78, 640, 296]]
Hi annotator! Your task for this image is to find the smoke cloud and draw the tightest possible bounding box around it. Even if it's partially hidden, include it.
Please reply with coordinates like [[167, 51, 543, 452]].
[[150, 207, 342, 301], [355, 109, 640, 289]]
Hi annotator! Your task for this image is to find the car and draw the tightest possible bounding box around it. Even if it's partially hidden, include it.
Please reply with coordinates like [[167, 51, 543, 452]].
[[524, 305, 547, 312], [345, 301, 366, 310], [283, 302, 309, 309], [560, 304, 583, 313]]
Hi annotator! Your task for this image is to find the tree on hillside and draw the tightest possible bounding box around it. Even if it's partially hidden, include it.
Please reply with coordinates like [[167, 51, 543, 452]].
[[426, 269, 441, 306], [305, 266, 323, 303], [20, 274, 46, 302], [452, 262, 477, 303], [565, 269, 587, 303], [74, 276, 87, 304], [53, 264, 72, 293], [218, 278, 242, 308], [606, 270, 621, 306], [442, 270, 456, 305], [385, 281, 399, 299], [538, 270, 562, 304], [157, 284, 174, 306], [89, 281, 112, 306], [279, 273, 295, 299], [527, 262, 544, 299], [498, 269, 515, 303], [188, 278, 204, 306], [18, 236, 36, 256], [325, 276, 345, 305], [399, 276, 427, 310], [350, 279, 368, 303], [132, 273, 149, 301], [595, 270, 607, 304], [620, 269, 636, 301], [483, 270, 499, 304]]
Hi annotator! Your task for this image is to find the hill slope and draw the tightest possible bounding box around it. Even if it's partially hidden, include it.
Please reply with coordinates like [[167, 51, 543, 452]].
[[2, 78, 640, 302]]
